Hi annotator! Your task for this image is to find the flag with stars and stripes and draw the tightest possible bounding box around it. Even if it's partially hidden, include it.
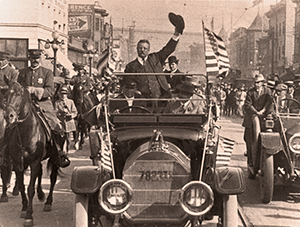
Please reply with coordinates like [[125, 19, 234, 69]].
[[203, 25, 230, 80], [216, 136, 235, 166], [98, 132, 113, 172]]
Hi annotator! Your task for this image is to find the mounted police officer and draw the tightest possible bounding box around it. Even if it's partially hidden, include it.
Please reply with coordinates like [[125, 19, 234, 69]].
[[18, 49, 70, 167], [0, 51, 18, 95]]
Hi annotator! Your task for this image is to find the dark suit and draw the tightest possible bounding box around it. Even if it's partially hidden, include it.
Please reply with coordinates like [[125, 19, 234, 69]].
[[125, 38, 178, 98], [109, 93, 147, 113], [242, 86, 273, 128], [242, 85, 273, 166], [165, 69, 184, 90]]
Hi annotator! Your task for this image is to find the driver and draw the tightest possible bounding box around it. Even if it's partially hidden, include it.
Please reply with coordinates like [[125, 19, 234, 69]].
[[109, 77, 146, 113], [242, 74, 273, 173]]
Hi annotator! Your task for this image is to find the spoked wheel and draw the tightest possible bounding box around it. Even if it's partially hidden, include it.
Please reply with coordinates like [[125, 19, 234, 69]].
[[260, 152, 274, 204], [222, 195, 238, 227], [74, 194, 88, 227]]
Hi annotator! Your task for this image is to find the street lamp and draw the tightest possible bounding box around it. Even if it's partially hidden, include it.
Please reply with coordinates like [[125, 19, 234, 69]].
[[83, 44, 98, 77], [44, 31, 66, 77]]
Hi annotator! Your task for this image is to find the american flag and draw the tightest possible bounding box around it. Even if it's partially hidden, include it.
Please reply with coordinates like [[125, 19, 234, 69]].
[[216, 136, 235, 166], [98, 132, 113, 172], [203, 25, 230, 79]]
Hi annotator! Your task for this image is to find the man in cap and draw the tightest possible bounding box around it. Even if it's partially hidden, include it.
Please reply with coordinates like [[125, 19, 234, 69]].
[[124, 13, 184, 100], [165, 55, 184, 90], [18, 49, 70, 167], [284, 81, 294, 98], [55, 85, 78, 152], [163, 82, 205, 114], [242, 74, 273, 173], [109, 77, 146, 113], [0, 51, 18, 95], [274, 83, 289, 112]]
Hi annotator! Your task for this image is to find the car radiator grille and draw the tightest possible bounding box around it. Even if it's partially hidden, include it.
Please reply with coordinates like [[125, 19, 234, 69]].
[[123, 151, 191, 223]]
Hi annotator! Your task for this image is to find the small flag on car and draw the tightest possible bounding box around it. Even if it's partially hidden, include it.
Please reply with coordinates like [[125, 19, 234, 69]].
[[98, 132, 113, 172], [216, 136, 235, 166]]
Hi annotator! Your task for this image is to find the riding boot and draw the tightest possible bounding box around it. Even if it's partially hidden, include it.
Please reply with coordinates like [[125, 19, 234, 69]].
[[51, 132, 70, 168]]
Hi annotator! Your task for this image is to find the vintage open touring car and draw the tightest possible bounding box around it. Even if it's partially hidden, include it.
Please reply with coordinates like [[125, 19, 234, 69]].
[[70, 73, 245, 227], [248, 96, 300, 204]]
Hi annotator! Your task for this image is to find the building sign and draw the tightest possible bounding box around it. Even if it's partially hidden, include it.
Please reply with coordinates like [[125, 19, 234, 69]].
[[68, 16, 89, 32], [69, 4, 93, 13]]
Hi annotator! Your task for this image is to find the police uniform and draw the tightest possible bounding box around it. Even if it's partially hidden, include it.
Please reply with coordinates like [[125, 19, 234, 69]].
[[18, 49, 62, 133], [0, 51, 18, 94]]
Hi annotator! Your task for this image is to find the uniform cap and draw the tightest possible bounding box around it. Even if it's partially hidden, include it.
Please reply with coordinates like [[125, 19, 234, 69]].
[[28, 49, 43, 59], [60, 85, 68, 94]]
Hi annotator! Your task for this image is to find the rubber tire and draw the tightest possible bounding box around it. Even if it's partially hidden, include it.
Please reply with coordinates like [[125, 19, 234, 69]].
[[260, 153, 274, 204], [223, 195, 238, 227], [74, 194, 88, 227], [251, 115, 261, 172]]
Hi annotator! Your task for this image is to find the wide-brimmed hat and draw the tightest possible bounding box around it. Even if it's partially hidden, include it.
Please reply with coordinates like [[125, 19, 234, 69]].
[[0, 51, 10, 60], [285, 81, 294, 87], [168, 56, 179, 64], [267, 80, 276, 89], [176, 83, 194, 94], [28, 49, 43, 59], [60, 85, 68, 94], [254, 74, 265, 82], [168, 12, 185, 34], [275, 83, 288, 91]]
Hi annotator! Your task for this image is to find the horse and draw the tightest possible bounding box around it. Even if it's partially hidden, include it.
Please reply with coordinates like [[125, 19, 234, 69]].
[[72, 80, 96, 150], [4, 81, 61, 227], [0, 90, 20, 202]]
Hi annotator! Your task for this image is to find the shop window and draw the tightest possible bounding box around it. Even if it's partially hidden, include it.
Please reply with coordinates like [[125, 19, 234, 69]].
[[0, 38, 28, 58]]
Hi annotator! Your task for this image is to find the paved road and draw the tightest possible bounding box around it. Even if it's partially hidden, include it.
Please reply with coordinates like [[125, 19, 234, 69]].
[[218, 116, 300, 227], [1, 115, 299, 226]]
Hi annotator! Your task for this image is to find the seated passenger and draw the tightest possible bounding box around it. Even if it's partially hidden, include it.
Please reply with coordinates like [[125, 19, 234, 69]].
[[109, 77, 147, 113], [163, 83, 205, 114]]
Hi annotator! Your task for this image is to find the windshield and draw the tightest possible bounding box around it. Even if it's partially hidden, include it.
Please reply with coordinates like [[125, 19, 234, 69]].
[[106, 73, 209, 115]]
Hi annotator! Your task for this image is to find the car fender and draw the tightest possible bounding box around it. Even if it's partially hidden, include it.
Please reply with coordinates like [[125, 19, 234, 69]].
[[214, 166, 246, 195], [259, 132, 283, 155], [71, 166, 102, 194]]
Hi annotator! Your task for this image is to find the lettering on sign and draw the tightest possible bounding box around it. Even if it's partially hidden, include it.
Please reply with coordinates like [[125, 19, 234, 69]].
[[68, 16, 89, 31], [69, 4, 93, 13], [140, 171, 172, 181]]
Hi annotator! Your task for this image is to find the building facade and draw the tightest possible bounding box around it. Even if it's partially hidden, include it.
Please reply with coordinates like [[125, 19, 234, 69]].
[[0, 0, 68, 70]]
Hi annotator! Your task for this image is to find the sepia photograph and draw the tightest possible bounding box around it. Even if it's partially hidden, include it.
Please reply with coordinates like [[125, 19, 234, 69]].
[[1, 0, 300, 226]]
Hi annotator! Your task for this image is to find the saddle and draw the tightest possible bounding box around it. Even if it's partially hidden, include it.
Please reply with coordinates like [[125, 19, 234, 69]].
[[32, 102, 52, 143]]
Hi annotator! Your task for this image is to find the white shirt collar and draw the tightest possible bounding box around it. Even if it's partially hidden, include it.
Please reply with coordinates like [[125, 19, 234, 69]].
[[137, 56, 148, 65], [31, 65, 40, 70]]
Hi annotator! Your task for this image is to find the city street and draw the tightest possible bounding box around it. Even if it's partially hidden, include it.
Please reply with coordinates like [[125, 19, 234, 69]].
[[0, 116, 300, 226]]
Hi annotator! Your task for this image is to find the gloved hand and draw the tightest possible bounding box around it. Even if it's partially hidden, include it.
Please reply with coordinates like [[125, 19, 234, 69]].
[[27, 87, 44, 100]]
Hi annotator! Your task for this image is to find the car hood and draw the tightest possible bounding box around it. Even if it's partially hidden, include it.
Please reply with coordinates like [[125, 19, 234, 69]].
[[110, 126, 205, 142]]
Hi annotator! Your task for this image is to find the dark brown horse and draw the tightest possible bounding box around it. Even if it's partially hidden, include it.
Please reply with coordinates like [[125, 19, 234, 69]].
[[4, 82, 61, 226], [72, 81, 96, 149]]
